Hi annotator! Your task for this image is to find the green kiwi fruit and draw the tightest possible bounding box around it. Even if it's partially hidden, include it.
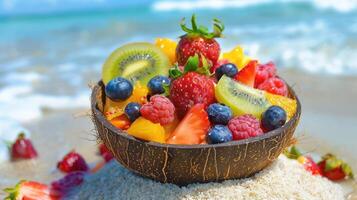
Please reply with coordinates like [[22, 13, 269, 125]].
[[102, 42, 170, 85], [215, 75, 271, 119]]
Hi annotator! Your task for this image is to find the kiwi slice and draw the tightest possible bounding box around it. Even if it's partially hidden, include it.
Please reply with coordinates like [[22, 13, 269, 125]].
[[215, 75, 271, 119], [102, 42, 170, 85]]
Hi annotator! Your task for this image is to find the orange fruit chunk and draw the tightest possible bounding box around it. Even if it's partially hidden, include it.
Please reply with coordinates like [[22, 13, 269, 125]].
[[104, 82, 148, 120], [126, 117, 166, 143], [222, 45, 251, 70], [265, 92, 297, 120], [110, 115, 131, 130], [155, 38, 177, 64]]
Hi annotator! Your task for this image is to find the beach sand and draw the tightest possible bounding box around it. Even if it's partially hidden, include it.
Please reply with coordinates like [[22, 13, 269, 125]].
[[0, 70, 356, 198], [69, 156, 344, 200]]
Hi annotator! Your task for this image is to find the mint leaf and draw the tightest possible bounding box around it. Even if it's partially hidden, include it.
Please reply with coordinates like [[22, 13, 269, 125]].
[[184, 54, 199, 73], [169, 67, 183, 79]]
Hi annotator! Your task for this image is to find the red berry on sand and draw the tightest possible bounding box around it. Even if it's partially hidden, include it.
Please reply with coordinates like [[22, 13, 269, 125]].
[[298, 156, 322, 176], [99, 143, 113, 162], [254, 61, 277, 88], [11, 133, 38, 159], [228, 114, 264, 140], [169, 72, 215, 118], [57, 151, 88, 173], [51, 171, 85, 194], [258, 77, 288, 96], [140, 95, 175, 125]]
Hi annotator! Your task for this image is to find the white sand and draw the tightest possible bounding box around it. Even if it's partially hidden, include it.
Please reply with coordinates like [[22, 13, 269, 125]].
[[70, 156, 344, 200]]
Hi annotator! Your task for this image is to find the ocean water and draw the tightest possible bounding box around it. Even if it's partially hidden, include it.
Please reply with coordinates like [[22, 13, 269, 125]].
[[0, 0, 357, 124]]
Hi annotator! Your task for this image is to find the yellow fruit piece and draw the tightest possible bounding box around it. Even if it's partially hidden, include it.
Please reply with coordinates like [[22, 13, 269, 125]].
[[163, 116, 179, 139], [104, 82, 148, 120], [297, 156, 307, 164], [222, 46, 251, 70], [155, 38, 177, 64], [265, 92, 297, 120], [126, 117, 166, 143]]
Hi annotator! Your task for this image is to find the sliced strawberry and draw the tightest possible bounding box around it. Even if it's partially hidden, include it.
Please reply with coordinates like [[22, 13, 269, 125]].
[[98, 143, 113, 162], [11, 133, 38, 160], [4, 181, 62, 200], [298, 156, 322, 175], [166, 104, 210, 145], [51, 171, 85, 194], [57, 151, 88, 173], [235, 60, 258, 87]]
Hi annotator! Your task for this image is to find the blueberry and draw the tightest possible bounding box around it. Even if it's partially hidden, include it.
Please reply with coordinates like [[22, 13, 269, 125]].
[[215, 63, 238, 80], [147, 75, 170, 95], [207, 103, 233, 125], [261, 106, 287, 131], [207, 125, 233, 144], [105, 77, 133, 101], [125, 102, 141, 122]]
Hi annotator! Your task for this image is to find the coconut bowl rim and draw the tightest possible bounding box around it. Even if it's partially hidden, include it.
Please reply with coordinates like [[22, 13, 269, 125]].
[[91, 80, 301, 149]]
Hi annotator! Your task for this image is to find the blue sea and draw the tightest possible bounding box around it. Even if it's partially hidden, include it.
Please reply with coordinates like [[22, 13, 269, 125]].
[[0, 0, 357, 123]]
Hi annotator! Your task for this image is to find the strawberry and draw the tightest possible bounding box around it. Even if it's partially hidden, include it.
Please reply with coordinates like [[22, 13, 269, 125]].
[[318, 154, 354, 181], [297, 156, 322, 175], [98, 143, 113, 162], [176, 15, 224, 66], [51, 171, 85, 194], [235, 60, 258, 87], [166, 104, 210, 145], [4, 181, 62, 200], [169, 72, 215, 118], [11, 133, 38, 160], [57, 151, 88, 173]]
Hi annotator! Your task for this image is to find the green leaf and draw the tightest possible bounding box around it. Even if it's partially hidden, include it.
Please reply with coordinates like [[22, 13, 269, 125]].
[[196, 56, 212, 76], [184, 54, 199, 73], [180, 17, 193, 34], [341, 163, 354, 178], [162, 83, 170, 97], [284, 146, 302, 160], [191, 14, 198, 31], [325, 157, 342, 171], [169, 66, 183, 79]]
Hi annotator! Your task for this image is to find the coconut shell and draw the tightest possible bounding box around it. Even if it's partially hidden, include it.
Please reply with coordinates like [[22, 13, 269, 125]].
[[91, 81, 301, 186]]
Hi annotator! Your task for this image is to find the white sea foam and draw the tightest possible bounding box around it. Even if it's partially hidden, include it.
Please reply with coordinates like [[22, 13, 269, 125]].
[[152, 0, 357, 12], [0, 92, 90, 122]]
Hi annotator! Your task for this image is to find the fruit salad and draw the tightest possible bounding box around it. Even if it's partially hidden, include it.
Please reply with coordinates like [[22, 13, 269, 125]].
[[100, 15, 298, 145]]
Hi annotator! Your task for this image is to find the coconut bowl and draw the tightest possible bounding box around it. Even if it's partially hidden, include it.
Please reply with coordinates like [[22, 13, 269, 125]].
[[91, 81, 301, 186]]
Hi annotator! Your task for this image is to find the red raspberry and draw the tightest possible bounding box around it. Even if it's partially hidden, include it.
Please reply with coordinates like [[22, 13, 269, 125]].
[[57, 151, 88, 173], [140, 95, 175, 125], [228, 114, 264, 140], [254, 61, 277, 88], [257, 77, 288, 96]]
